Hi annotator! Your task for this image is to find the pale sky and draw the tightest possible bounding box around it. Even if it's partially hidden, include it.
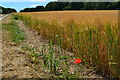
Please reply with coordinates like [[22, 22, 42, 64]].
[[1, 0, 57, 2], [1, 0, 58, 12]]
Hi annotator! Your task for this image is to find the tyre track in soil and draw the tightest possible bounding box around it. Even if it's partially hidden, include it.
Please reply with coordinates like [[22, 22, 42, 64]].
[[2, 15, 55, 78]]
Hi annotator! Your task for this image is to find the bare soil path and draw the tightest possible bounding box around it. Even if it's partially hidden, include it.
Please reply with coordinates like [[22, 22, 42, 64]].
[[2, 15, 54, 78]]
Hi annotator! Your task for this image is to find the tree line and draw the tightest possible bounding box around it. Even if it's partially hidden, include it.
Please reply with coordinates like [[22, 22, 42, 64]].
[[20, 6, 44, 12], [0, 6, 17, 14], [20, 2, 119, 12]]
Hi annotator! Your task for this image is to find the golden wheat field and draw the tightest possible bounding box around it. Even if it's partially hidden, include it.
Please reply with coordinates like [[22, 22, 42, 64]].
[[19, 10, 118, 25], [15, 10, 120, 78]]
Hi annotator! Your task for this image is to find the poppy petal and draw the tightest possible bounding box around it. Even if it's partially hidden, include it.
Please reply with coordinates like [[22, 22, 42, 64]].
[[74, 59, 82, 63]]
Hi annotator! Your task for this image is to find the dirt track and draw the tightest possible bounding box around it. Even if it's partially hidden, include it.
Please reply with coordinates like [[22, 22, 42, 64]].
[[2, 15, 54, 78]]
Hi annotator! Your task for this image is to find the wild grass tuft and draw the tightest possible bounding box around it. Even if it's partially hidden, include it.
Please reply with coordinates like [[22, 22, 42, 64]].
[[2, 15, 25, 43]]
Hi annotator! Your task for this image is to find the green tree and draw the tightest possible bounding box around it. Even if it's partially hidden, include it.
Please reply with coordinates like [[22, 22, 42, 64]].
[[63, 6, 71, 10], [84, 2, 96, 10], [1, 6, 17, 14], [106, 2, 118, 10], [70, 2, 84, 10], [45, 2, 69, 11], [45, 2, 54, 11], [35, 6, 44, 11]]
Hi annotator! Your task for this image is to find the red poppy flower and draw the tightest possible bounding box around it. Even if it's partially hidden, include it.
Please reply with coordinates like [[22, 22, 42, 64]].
[[74, 59, 82, 63]]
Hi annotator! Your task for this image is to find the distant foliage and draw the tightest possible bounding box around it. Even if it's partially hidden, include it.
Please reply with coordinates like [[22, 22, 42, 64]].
[[45, 2, 69, 11], [20, 2, 119, 12], [45, 2, 119, 11], [20, 6, 45, 12], [0, 6, 17, 14]]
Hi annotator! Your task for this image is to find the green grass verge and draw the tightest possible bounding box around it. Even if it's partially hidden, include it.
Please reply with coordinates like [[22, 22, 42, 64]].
[[2, 15, 25, 43]]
